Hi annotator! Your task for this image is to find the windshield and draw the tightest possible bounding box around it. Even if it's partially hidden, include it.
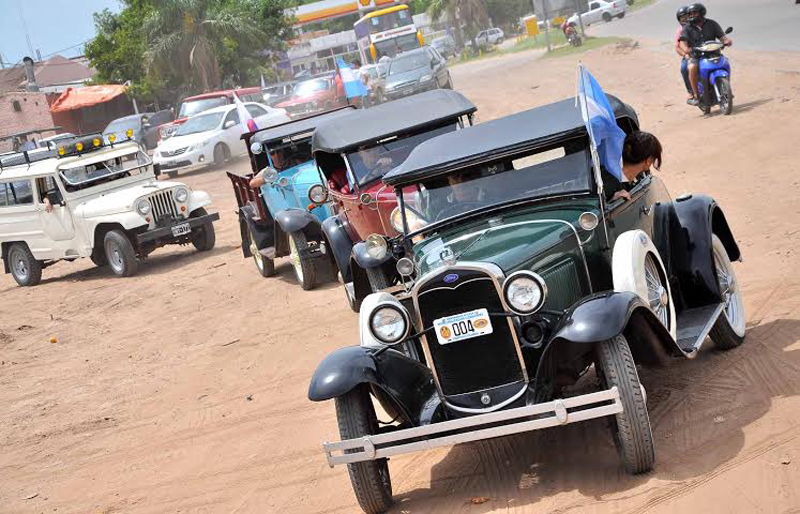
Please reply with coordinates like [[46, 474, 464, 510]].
[[264, 85, 287, 96], [345, 123, 458, 187], [174, 112, 224, 136], [103, 117, 139, 134], [179, 97, 228, 118], [398, 138, 591, 234], [60, 150, 152, 192], [293, 79, 328, 96], [388, 53, 429, 75], [376, 34, 422, 60]]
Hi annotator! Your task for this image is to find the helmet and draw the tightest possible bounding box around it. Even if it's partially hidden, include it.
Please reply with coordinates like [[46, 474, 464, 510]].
[[676, 6, 689, 23], [687, 3, 706, 22]]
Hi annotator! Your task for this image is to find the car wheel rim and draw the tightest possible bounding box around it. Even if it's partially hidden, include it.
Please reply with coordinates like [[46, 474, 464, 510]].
[[109, 244, 123, 272], [644, 254, 670, 329], [713, 242, 745, 336], [249, 229, 263, 272], [12, 251, 28, 280], [288, 236, 304, 284]]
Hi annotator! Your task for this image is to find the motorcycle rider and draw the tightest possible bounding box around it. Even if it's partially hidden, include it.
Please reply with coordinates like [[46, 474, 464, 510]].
[[561, 21, 580, 46], [675, 6, 693, 101], [679, 3, 732, 106]]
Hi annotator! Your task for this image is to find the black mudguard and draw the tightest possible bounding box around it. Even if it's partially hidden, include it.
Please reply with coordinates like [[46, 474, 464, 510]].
[[658, 194, 739, 309], [352, 240, 393, 270], [274, 208, 317, 235], [239, 204, 274, 258], [308, 346, 439, 427], [322, 215, 354, 282]]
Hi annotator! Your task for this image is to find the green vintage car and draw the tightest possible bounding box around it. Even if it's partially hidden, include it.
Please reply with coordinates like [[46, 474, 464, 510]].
[[308, 96, 745, 513]]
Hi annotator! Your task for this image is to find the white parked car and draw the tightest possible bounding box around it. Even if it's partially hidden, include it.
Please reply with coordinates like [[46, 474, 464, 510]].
[[0, 137, 219, 286], [153, 102, 289, 176], [568, 0, 627, 26], [475, 28, 505, 47]]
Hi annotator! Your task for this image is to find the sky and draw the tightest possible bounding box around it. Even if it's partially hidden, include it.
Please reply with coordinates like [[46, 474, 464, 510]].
[[0, 0, 120, 66]]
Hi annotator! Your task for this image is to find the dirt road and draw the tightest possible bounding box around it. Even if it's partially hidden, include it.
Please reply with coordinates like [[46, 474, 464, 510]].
[[2, 39, 799, 514]]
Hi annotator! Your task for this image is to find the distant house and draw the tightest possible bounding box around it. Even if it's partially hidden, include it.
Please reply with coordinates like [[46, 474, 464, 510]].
[[0, 55, 96, 94]]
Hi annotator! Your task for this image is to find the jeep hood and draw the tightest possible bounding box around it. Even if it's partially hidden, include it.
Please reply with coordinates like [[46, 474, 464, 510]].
[[77, 180, 182, 218]]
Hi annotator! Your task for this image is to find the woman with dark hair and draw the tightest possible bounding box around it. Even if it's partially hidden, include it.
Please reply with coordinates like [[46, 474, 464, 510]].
[[603, 131, 663, 202]]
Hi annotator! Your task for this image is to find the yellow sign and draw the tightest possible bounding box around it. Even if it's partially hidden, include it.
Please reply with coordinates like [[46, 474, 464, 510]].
[[524, 16, 539, 36], [552, 16, 566, 27]]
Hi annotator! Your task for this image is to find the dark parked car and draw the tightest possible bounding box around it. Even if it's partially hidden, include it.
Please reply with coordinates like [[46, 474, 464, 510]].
[[431, 35, 457, 58], [383, 47, 452, 102], [308, 96, 746, 513], [261, 81, 295, 107], [102, 111, 174, 150]]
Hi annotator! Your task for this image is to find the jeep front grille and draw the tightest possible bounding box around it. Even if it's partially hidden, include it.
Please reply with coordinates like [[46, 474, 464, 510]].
[[416, 268, 524, 396], [148, 190, 179, 221]]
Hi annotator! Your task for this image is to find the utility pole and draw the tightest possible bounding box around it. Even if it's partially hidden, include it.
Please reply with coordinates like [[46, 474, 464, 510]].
[[573, 0, 586, 38], [542, 0, 552, 52]]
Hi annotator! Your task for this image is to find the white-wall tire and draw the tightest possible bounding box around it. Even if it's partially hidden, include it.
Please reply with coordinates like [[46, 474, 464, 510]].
[[612, 230, 676, 340]]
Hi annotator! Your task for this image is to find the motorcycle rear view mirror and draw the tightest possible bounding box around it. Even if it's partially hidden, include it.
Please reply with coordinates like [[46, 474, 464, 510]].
[[725, 27, 734, 34]]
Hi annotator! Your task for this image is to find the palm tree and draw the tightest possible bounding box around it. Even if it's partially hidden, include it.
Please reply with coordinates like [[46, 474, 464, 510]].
[[428, 0, 489, 51], [143, 0, 263, 92]]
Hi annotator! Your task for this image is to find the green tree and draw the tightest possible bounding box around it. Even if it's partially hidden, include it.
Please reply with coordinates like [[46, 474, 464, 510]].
[[485, 0, 530, 29], [428, 0, 489, 49]]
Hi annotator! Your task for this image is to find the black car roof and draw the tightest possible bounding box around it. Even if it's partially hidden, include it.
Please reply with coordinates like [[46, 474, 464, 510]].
[[251, 107, 356, 145], [383, 95, 637, 186], [311, 90, 477, 154]]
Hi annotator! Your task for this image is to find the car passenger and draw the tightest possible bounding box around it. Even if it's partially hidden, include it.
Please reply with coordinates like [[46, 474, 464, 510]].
[[249, 150, 287, 188], [603, 131, 663, 202], [674, 6, 693, 101]]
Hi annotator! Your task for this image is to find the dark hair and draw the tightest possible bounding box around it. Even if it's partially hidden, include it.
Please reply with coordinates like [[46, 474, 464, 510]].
[[623, 131, 662, 170]]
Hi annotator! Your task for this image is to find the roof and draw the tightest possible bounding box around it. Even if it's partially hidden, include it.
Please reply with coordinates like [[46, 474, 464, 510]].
[[252, 107, 356, 145], [312, 89, 477, 154], [359, 4, 408, 21], [0, 142, 139, 180], [50, 85, 128, 113], [0, 55, 94, 94], [183, 87, 261, 102], [383, 95, 637, 186]]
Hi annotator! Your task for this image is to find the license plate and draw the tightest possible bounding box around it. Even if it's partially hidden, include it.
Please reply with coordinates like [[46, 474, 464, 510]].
[[434, 308, 493, 345], [171, 223, 191, 237]]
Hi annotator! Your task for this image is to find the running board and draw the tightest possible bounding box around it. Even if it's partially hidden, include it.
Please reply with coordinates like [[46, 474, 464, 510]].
[[676, 303, 724, 355]]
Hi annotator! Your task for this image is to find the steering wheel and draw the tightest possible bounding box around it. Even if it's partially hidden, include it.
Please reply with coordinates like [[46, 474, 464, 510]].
[[435, 201, 484, 222]]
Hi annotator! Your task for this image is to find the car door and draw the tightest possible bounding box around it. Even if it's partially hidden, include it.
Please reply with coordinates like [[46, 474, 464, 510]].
[[35, 175, 75, 242], [221, 109, 241, 150], [605, 173, 672, 251], [588, 2, 602, 24], [0, 180, 49, 254], [245, 103, 274, 133]]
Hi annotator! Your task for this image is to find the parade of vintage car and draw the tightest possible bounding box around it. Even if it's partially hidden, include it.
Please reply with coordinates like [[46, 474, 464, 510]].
[[2, 1, 799, 514]]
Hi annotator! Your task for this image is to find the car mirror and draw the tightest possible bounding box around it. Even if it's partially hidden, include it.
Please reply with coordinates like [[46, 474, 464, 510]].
[[153, 163, 162, 178], [46, 189, 64, 206], [725, 27, 733, 34], [224, 120, 236, 129]]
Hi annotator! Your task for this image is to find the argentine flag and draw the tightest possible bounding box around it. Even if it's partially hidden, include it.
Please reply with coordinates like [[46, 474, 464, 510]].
[[336, 57, 368, 100], [577, 66, 626, 181], [233, 93, 258, 133]]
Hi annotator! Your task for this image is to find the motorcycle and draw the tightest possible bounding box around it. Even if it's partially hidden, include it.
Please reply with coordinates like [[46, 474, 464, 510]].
[[564, 25, 582, 47], [692, 27, 734, 115]]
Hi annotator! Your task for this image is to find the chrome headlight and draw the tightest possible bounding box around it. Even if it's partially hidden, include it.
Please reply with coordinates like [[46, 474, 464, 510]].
[[308, 184, 328, 204], [390, 206, 428, 233], [503, 271, 547, 315], [262, 167, 278, 184], [365, 234, 388, 260], [369, 304, 410, 344], [135, 198, 151, 216], [174, 187, 189, 203], [250, 141, 263, 155]]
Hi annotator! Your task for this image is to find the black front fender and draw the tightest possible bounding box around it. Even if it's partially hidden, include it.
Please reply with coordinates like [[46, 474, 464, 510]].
[[308, 346, 438, 426], [322, 216, 354, 281], [352, 240, 393, 269], [239, 204, 274, 258], [275, 208, 318, 234]]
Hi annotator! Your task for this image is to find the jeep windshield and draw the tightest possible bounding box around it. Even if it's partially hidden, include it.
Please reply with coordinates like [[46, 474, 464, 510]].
[[397, 137, 592, 235], [346, 123, 457, 187], [175, 112, 223, 136], [60, 150, 153, 192]]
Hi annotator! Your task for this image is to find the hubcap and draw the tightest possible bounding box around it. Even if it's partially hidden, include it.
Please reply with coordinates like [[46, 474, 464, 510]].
[[714, 242, 745, 336], [645, 255, 670, 329], [108, 244, 123, 272], [12, 252, 28, 280], [249, 229, 264, 272], [288, 236, 304, 283]]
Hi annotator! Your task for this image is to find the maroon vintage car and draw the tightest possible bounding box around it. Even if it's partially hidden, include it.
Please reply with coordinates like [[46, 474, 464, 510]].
[[276, 75, 349, 119], [310, 89, 477, 311]]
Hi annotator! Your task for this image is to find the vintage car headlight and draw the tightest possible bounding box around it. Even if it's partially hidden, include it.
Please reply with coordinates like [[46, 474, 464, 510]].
[[262, 167, 278, 184], [308, 184, 328, 204], [250, 141, 263, 155], [503, 271, 547, 315], [174, 187, 189, 203], [135, 198, 151, 216], [390, 206, 427, 233], [396, 257, 415, 277], [365, 234, 388, 260], [369, 304, 410, 344]]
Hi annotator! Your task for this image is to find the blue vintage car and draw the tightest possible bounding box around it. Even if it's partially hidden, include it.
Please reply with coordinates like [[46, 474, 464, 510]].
[[228, 107, 354, 289]]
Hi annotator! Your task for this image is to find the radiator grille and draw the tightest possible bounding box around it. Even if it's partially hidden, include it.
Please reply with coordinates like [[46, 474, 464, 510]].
[[147, 190, 179, 221], [539, 258, 583, 312]]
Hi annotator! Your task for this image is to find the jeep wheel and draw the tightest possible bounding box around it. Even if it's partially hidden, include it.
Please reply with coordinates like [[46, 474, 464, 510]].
[[709, 234, 746, 349], [288, 232, 317, 290], [8, 243, 42, 286], [335, 385, 393, 514], [249, 227, 275, 278], [595, 334, 655, 474], [104, 230, 138, 277], [190, 208, 216, 252]]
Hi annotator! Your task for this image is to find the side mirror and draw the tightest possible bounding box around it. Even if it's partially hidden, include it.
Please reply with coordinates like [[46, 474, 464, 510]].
[[153, 163, 162, 178], [224, 120, 236, 129], [47, 190, 64, 206], [725, 27, 733, 34]]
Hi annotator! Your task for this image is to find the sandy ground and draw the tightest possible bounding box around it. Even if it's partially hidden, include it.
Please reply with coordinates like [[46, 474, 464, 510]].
[[2, 39, 799, 514]]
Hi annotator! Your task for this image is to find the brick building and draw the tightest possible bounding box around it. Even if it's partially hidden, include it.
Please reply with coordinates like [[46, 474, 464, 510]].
[[0, 91, 59, 152]]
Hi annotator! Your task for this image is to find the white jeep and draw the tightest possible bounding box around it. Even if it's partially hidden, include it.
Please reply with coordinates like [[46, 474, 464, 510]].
[[0, 137, 219, 286]]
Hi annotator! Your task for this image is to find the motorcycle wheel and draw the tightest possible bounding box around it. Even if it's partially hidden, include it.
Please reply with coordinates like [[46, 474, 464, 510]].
[[717, 77, 733, 115]]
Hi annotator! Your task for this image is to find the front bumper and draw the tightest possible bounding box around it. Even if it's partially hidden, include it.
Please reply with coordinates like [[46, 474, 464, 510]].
[[154, 146, 211, 171], [322, 386, 622, 467], [384, 81, 438, 101], [136, 212, 220, 244]]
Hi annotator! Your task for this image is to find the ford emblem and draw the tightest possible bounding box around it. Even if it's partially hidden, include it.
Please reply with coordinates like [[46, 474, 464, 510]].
[[444, 273, 459, 284]]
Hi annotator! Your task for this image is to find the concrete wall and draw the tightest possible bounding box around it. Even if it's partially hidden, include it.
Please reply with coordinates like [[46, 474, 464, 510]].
[[0, 92, 56, 152]]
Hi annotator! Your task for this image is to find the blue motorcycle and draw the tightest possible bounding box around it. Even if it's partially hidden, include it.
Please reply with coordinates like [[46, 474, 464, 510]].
[[693, 27, 734, 115]]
